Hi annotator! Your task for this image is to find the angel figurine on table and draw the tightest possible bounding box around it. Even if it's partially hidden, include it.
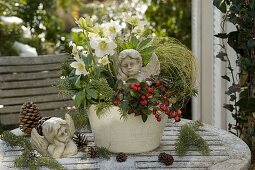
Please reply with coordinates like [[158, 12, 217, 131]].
[[115, 49, 160, 82], [31, 114, 77, 158]]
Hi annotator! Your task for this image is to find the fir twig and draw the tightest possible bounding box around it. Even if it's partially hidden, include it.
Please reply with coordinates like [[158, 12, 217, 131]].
[[95, 102, 112, 118], [96, 147, 111, 160], [1, 131, 65, 170], [71, 112, 89, 129], [175, 121, 210, 156]]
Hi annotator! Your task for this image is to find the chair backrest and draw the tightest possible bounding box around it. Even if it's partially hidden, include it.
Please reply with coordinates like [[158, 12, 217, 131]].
[[0, 54, 74, 126]]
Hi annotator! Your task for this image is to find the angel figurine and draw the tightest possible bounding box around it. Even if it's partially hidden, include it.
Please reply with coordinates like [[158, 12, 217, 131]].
[[31, 114, 78, 158], [115, 49, 160, 81]]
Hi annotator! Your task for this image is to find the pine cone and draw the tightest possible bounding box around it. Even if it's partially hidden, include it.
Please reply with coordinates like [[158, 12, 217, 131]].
[[158, 152, 166, 162], [158, 152, 174, 166], [88, 147, 98, 158], [73, 132, 88, 149], [35, 117, 52, 136], [19, 102, 42, 134], [116, 152, 127, 162]]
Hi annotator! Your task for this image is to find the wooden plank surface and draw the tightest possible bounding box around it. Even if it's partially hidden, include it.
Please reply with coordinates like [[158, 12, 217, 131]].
[[0, 120, 251, 170], [0, 54, 69, 66]]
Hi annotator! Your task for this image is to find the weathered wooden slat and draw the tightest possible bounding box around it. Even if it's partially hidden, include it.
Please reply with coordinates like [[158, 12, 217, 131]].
[[0, 94, 72, 105], [0, 108, 75, 125], [163, 131, 217, 136], [0, 86, 58, 97], [0, 70, 61, 81], [0, 63, 61, 74], [161, 135, 223, 141], [1, 78, 59, 90], [0, 54, 69, 66], [136, 161, 210, 168], [161, 140, 223, 146], [0, 100, 74, 114]]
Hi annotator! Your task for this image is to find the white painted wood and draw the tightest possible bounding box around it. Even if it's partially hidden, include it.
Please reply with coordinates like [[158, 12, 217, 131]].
[[0, 119, 251, 169], [192, 0, 228, 129]]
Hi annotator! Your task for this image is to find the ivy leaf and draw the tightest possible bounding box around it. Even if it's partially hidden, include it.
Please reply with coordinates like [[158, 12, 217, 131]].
[[142, 114, 148, 122], [213, 0, 227, 13], [230, 95, 236, 101], [223, 104, 234, 112], [221, 75, 230, 82], [214, 33, 228, 39], [225, 84, 241, 95], [216, 51, 227, 61]]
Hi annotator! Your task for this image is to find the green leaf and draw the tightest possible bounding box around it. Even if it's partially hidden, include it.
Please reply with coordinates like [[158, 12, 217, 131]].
[[140, 46, 157, 55], [126, 78, 139, 84], [230, 95, 236, 101], [130, 90, 139, 98], [137, 37, 152, 50], [87, 88, 98, 99], [131, 35, 139, 49], [221, 75, 230, 82], [213, 0, 227, 13], [142, 114, 148, 122], [75, 90, 86, 108], [74, 75, 82, 88], [83, 53, 93, 66], [223, 104, 234, 112], [141, 54, 152, 65]]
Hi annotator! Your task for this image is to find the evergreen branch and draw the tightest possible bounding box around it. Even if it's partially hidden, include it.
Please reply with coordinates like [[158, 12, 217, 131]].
[[1, 131, 65, 170], [175, 121, 210, 156], [93, 78, 114, 101], [71, 112, 89, 129], [95, 102, 112, 118], [96, 147, 111, 160]]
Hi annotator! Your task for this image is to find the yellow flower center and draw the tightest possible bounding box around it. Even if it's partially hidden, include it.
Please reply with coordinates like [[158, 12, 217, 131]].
[[77, 63, 85, 70], [109, 26, 116, 33], [131, 18, 139, 25], [99, 41, 108, 50]]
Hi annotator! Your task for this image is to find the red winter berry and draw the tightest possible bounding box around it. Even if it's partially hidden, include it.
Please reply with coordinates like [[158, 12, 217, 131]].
[[146, 86, 154, 93], [146, 93, 154, 99], [171, 111, 177, 118], [160, 104, 166, 111], [174, 116, 180, 122], [140, 100, 148, 105], [130, 84, 137, 90], [137, 86, 142, 92], [141, 95, 146, 100], [134, 82, 140, 87], [155, 114, 159, 118], [153, 108, 157, 115], [113, 99, 121, 105], [157, 116, 161, 122], [156, 81, 161, 87], [177, 109, 182, 115], [164, 108, 170, 115], [163, 95, 168, 100], [154, 101, 160, 105]]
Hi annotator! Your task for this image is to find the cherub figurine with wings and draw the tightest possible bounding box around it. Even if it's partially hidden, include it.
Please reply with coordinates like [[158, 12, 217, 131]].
[[115, 49, 160, 82], [31, 114, 77, 158]]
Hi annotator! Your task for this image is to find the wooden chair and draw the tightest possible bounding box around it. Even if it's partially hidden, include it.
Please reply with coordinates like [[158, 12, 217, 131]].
[[0, 54, 74, 126]]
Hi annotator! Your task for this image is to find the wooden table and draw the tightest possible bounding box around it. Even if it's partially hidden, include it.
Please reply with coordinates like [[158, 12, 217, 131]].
[[0, 120, 251, 170]]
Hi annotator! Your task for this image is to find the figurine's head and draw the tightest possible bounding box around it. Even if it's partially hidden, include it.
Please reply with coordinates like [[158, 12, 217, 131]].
[[42, 117, 71, 144], [118, 49, 142, 77]]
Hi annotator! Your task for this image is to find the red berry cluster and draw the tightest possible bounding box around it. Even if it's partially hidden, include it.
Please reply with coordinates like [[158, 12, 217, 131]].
[[112, 80, 183, 123]]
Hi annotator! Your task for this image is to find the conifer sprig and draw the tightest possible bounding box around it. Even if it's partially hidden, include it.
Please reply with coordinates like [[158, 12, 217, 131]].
[[175, 121, 210, 156]]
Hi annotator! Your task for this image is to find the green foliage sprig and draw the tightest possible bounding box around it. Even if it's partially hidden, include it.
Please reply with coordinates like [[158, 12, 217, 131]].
[[0, 131, 65, 170], [175, 121, 210, 156]]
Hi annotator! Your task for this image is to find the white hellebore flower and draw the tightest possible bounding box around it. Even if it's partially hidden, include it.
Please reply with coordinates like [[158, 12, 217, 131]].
[[125, 15, 147, 26], [99, 56, 110, 65], [102, 21, 122, 39], [70, 58, 89, 76], [132, 25, 145, 35], [90, 37, 117, 58]]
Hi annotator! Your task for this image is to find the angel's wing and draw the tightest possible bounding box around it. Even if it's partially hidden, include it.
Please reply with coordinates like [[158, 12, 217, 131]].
[[31, 128, 49, 156], [142, 53, 160, 78], [65, 114, 75, 137]]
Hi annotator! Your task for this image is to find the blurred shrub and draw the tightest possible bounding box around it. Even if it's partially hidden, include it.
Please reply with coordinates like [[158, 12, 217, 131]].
[[145, 0, 191, 48]]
